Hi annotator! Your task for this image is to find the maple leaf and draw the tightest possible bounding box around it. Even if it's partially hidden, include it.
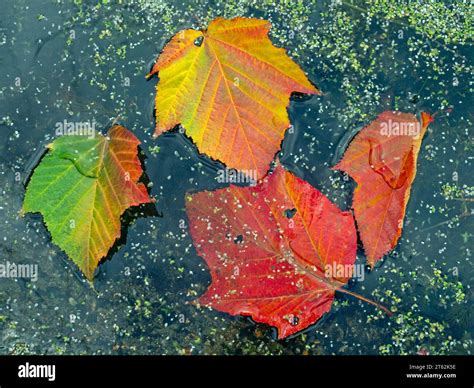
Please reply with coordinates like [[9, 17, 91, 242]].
[[22, 125, 152, 280], [148, 17, 319, 180], [186, 164, 363, 339], [333, 111, 434, 267]]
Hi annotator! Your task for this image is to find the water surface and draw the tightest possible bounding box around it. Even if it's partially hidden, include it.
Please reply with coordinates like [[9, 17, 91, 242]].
[[0, 0, 472, 355]]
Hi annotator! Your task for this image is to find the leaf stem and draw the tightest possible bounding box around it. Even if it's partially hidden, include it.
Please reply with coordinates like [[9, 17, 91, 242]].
[[293, 259, 392, 316], [335, 286, 393, 316]]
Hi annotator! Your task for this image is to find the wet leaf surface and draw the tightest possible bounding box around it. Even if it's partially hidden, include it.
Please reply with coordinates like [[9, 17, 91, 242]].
[[23, 126, 152, 279], [148, 17, 319, 179], [333, 111, 433, 267], [186, 164, 357, 338]]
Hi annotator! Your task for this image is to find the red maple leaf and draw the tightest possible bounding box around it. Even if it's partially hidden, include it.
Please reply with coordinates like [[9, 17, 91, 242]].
[[186, 165, 386, 338]]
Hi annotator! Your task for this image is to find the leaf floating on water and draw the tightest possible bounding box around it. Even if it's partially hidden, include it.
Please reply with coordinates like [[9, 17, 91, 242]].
[[148, 17, 319, 180], [333, 111, 433, 267], [186, 164, 359, 339], [22, 125, 152, 280]]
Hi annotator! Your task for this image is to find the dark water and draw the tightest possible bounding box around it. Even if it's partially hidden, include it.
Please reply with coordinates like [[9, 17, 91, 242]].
[[0, 0, 472, 355]]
